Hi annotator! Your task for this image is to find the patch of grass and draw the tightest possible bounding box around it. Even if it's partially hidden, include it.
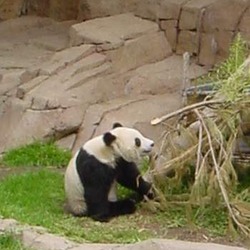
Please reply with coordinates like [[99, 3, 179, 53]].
[[0, 169, 151, 244], [0, 141, 71, 167], [0, 170, 65, 227], [0, 169, 229, 244], [194, 207, 227, 236], [0, 233, 30, 250]]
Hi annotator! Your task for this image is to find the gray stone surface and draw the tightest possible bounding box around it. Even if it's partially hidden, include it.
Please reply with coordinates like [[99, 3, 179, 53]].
[[202, 0, 249, 32], [0, 70, 28, 96], [22, 230, 77, 250], [124, 55, 206, 96], [160, 20, 178, 51], [56, 133, 77, 151], [69, 13, 159, 48], [0, 14, 204, 154], [179, 0, 217, 30], [0, 218, 18, 232], [0, 218, 247, 250], [72, 93, 183, 153], [71, 243, 121, 250], [106, 31, 172, 73], [2, 5, 250, 153], [39, 44, 96, 76], [3, 0, 250, 67], [114, 239, 247, 250]]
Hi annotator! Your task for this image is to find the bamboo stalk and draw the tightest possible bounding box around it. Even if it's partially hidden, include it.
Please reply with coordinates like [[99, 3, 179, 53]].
[[151, 100, 223, 125], [194, 109, 250, 236], [195, 120, 203, 180]]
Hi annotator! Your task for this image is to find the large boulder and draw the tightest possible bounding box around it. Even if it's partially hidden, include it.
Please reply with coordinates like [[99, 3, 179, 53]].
[[179, 0, 218, 31], [77, 0, 125, 20], [72, 94, 181, 153], [202, 0, 249, 32], [77, 0, 188, 21], [2, 0, 250, 68], [107, 31, 172, 73], [0, 98, 85, 153], [115, 239, 246, 250], [198, 31, 234, 66], [69, 13, 159, 48], [160, 20, 178, 51], [0, 15, 206, 153], [176, 31, 198, 55], [124, 56, 206, 96]]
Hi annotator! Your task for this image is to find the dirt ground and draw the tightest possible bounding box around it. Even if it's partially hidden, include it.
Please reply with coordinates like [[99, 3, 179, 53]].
[[132, 208, 248, 248], [154, 226, 245, 247]]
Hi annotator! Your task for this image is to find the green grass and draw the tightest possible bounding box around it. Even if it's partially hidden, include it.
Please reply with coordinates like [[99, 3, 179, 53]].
[[0, 169, 228, 244], [194, 207, 227, 236], [0, 170, 65, 227], [0, 169, 151, 243], [0, 141, 71, 167], [0, 233, 31, 250]]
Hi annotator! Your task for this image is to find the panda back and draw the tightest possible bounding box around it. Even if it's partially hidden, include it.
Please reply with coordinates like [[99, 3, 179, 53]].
[[64, 153, 86, 214], [83, 136, 116, 167]]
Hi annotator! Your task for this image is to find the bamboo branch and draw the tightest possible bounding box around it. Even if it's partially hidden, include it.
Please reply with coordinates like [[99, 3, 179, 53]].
[[151, 100, 223, 125], [195, 120, 203, 180], [151, 144, 198, 176], [158, 131, 172, 157], [182, 52, 190, 107], [194, 109, 250, 236], [196, 150, 210, 180]]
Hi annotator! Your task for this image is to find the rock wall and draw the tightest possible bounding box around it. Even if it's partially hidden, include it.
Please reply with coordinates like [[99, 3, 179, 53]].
[[1, 0, 250, 153], [0, 0, 80, 20], [77, 0, 250, 67], [1, 0, 250, 67], [0, 14, 206, 154]]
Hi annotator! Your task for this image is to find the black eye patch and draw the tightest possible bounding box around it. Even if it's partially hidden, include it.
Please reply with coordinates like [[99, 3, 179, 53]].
[[135, 137, 141, 147]]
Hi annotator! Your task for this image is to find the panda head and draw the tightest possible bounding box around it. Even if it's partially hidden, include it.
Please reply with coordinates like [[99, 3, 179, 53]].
[[103, 123, 154, 163]]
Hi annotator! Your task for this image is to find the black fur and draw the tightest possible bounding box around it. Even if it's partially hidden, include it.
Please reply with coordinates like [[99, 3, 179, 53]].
[[103, 132, 116, 146], [76, 149, 136, 222], [135, 137, 141, 147], [113, 122, 123, 129], [116, 157, 152, 198], [75, 148, 152, 222]]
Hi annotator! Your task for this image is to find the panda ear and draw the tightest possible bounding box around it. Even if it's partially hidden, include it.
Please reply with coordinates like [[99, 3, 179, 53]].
[[113, 122, 123, 129], [103, 132, 116, 146]]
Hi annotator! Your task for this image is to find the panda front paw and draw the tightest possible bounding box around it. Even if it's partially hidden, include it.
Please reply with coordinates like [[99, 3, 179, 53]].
[[92, 214, 111, 222], [109, 199, 136, 216], [143, 186, 155, 201], [146, 189, 155, 200], [121, 198, 136, 214]]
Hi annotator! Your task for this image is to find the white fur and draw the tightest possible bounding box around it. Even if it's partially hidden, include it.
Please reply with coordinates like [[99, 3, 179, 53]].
[[110, 127, 154, 163], [108, 181, 117, 202], [64, 152, 86, 215], [83, 135, 117, 167]]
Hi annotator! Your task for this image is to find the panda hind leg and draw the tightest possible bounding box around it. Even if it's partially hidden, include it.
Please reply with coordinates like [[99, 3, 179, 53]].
[[64, 200, 87, 217], [109, 198, 136, 216], [87, 199, 136, 222]]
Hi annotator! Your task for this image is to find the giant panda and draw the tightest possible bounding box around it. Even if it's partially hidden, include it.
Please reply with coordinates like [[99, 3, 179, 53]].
[[64, 122, 154, 222]]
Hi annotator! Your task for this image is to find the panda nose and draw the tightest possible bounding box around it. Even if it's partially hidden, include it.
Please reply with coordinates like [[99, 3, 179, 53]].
[[151, 142, 154, 147]]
